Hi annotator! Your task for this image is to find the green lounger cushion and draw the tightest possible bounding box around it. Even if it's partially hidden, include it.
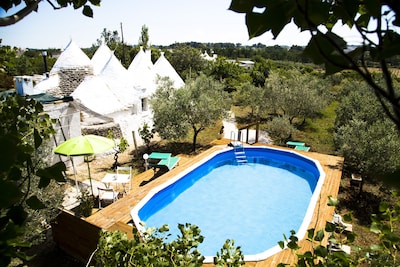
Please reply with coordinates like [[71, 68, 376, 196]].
[[294, 145, 310, 152]]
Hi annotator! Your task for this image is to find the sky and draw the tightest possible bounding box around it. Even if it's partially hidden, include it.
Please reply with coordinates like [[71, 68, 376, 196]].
[[0, 0, 362, 50]]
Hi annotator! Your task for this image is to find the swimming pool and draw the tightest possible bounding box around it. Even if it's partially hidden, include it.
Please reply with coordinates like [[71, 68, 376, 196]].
[[131, 146, 325, 262]]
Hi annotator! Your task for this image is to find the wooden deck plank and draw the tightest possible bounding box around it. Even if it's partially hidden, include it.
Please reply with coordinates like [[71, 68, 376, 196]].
[[86, 142, 343, 266]]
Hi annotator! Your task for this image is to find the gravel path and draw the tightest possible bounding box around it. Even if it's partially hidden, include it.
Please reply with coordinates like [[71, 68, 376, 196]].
[[222, 112, 272, 144]]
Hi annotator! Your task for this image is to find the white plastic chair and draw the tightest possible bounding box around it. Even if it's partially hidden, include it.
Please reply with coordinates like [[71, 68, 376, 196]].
[[117, 166, 132, 193], [332, 213, 353, 232], [97, 187, 118, 209]]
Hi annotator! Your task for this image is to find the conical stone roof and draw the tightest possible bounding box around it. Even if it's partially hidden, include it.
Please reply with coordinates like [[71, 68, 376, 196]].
[[50, 39, 93, 75], [154, 52, 185, 88], [91, 43, 113, 75]]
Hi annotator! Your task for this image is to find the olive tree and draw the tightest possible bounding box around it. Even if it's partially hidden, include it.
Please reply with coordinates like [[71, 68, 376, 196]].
[[207, 56, 251, 92], [264, 116, 298, 145], [151, 75, 231, 152], [334, 80, 400, 178], [166, 45, 207, 80], [234, 82, 270, 120], [265, 69, 329, 125]]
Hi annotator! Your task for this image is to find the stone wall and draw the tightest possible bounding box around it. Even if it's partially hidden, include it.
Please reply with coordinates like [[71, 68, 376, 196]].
[[58, 66, 93, 96], [82, 122, 122, 139]]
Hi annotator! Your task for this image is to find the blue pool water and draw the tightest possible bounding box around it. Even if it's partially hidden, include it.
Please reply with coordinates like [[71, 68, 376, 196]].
[[131, 147, 324, 262]]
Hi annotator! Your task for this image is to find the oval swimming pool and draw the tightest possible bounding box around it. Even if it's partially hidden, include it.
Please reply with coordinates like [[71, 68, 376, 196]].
[[131, 146, 325, 262]]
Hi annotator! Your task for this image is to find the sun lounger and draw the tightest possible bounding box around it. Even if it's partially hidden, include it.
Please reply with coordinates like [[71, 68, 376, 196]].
[[148, 152, 180, 171], [158, 156, 180, 170], [294, 145, 310, 152], [286, 141, 305, 147]]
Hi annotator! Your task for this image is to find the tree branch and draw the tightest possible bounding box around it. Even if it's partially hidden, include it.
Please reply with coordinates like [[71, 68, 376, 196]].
[[0, 0, 42, 27]]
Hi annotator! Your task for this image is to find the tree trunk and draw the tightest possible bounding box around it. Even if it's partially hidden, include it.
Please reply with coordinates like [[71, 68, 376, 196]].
[[192, 128, 201, 152], [112, 151, 119, 170]]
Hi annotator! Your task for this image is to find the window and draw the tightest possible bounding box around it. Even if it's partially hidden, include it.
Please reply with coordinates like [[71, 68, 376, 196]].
[[141, 98, 148, 112], [131, 105, 137, 115]]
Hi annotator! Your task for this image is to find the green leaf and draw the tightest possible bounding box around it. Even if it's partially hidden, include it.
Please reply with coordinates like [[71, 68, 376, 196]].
[[82, 5, 93, 17], [0, 135, 18, 172], [287, 240, 300, 250], [89, 0, 101, 6], [332, 0, 360, 25], [346, 232, 356, 243], [327, 195, 338, 206], [307, 228, 315, 239], [245, 3, 292, 39], [379, 202, 389, 213], [36, 161, 66, 188], [314, 245, 328, 257], [370, 222, 381, 234], [33, 129, 42, 149], [305, 0, 331, 26], [7, 205, 28, 225], [0, 180, 23, 208], [370, 244, 383, 251], [304, 32, 351, 75], [343, 213, 352, 222], [355, 13, 371, 28], [229, 0, 256, 13], [363, 0, 380, 18], [58, 0, 68, 8], [325, 221, 336, 233], [381, 31, 400, 59], [314, 229, 325, 242], [26, 195, 46, 210], [383, 232, 400, 243]]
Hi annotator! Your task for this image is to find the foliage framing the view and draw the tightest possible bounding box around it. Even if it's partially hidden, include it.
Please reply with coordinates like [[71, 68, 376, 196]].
[[93, 223, 244, 267], [0, 0, 101, 26], [0, 95, 66, 265], [275, 195, 400, 266], [229, 0, 400, 131]]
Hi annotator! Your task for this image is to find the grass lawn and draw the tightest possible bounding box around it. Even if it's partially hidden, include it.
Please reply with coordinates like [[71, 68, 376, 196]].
[[293, 101, 337, 155]]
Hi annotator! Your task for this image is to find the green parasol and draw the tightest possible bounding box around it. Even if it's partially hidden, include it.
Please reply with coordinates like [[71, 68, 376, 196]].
[[54, 135, 115, 195]]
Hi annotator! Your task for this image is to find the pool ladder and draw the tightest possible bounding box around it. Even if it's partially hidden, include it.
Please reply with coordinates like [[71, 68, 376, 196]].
[[230, 131, 248, 164]]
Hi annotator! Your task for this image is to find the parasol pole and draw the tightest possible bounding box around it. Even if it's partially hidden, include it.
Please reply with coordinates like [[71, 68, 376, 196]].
[[70, 156, 80, 193], [85, 155, 94, 197]]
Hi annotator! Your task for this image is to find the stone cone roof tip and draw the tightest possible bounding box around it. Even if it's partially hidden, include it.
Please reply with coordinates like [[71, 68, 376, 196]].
[[154, 52, 185, 88], [91, 43, 113, 75], [128, 46, 157, 93], [50, 39, 93, 75]]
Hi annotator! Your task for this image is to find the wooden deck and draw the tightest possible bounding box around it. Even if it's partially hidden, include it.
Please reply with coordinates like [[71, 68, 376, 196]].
[[81, 140, 344, 266]]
